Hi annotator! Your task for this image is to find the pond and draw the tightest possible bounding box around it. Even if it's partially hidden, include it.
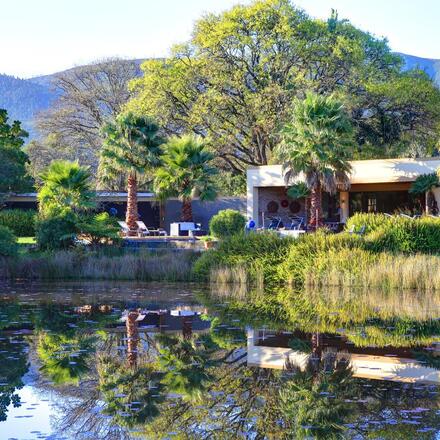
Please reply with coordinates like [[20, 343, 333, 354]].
[[0, 281, 439, 439]]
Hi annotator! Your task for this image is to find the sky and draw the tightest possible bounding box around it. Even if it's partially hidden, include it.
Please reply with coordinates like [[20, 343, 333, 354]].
[[1, 0, 440, 78]]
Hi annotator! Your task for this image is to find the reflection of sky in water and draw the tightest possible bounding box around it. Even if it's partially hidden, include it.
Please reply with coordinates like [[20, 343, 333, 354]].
[[2, 383, 59, 439]]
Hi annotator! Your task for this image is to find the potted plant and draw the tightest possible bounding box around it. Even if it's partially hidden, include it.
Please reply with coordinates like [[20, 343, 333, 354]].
[[201, 236, 216, 249]]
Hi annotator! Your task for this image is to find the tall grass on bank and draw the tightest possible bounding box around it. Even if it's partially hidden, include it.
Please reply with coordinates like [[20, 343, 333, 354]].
[[193, 232, 295, 287], [0, 249, 198, 282], [309, 251, 440, 291]]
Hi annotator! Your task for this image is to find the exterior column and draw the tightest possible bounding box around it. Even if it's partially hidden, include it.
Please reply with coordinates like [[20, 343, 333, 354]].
[[340, 191, 349, 223], [247, 184, 259, 227]]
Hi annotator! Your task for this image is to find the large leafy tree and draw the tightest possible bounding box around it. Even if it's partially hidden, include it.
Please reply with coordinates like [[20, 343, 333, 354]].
[[35, 59, 140, 179], [100, 113, 164, 231], [127, 0, 440, 173], [0, 109, 33, 199], [154, 135, 218, 222], [276, 93, 354, 227], [38, 160, 95, 217]]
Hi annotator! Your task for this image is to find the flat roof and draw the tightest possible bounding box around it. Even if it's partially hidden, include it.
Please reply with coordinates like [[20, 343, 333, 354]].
[[247, 157, 440, 187]]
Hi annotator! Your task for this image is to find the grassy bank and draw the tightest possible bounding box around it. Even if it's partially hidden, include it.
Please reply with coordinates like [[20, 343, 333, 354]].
[[194, 215, 440, 291], [0, 248, 199, 282]]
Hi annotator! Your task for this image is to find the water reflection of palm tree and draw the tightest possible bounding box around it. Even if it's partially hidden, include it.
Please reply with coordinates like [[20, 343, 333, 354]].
[[97, 312, 163, 429], [280, 350, 357, 439], [156, 334, 213, 401], [126, 309, 140, 367]]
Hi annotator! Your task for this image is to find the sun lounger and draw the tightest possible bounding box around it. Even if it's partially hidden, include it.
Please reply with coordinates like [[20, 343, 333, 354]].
[[118, 221, 136, 236], [136, 221, 167, 237]]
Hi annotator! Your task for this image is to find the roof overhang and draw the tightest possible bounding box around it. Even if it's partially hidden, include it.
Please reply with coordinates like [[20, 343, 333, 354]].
[[247, 158, 440, 188]]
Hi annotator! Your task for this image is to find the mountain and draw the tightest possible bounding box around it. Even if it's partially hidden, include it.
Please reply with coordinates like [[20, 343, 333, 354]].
[[398, 53, 440, 85], [0, 54, 439, 141], [0, 74, 55, 138], [0, 59, 145, 139]]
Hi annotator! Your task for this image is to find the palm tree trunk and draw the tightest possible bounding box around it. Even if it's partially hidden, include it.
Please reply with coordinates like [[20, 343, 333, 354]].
[[309, 184, 323, 228], [304, 197, 310, 227], [126, 172, 138, 233], [126, 310, 139, 368], [181, 198, 193, 222]]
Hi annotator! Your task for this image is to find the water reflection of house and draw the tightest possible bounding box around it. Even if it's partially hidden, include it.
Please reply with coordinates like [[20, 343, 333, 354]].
[[247, 158, 440, 226], [247, 329, 440, 384]]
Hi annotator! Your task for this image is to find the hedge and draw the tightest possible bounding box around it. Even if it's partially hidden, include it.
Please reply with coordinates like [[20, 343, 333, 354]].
[[0, 209, 37, 236]]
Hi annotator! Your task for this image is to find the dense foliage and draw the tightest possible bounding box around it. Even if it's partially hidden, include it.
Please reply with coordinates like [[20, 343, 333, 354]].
[[196, 215, 440, 289], [38, 160, 95, 218], [128, 0, 440, 172], [367, 216, 440, 253], [154, 135, 218, 221], [276, 92, 353, 226], [35, 215, 77, 250], [193, 232, 295, 285], [209, 209, 246, 238], [0, 209, 36, 236], [0, 225, 18, 257], [0, 109, 33, 196], [100, 112, 164, 229]]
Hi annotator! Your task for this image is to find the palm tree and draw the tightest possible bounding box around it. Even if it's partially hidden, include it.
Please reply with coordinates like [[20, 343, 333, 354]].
[[38, 160, 95, 217], [276, 93, 354, 228], [154, 135, 218, 221], [409, 172, 439, 214], [100, 112, 164, 231]]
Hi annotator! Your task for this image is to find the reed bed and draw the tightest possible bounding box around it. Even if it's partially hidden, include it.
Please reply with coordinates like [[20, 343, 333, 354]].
[[307, 250, 440, 291], [0, 249, 199, 282]]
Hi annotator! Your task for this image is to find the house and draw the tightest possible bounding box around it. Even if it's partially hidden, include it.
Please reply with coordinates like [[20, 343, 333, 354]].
[[4, 191, 246, 232], [247, 158, 440, 227]]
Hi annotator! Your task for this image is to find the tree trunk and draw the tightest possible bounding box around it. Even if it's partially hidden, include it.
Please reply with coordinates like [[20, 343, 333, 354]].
[[304, 197, 310, 227], [126, 172, 138, 233], [309, 184, 323, 228], [181, 198, 193, 222], [126, 310, 139, 368]]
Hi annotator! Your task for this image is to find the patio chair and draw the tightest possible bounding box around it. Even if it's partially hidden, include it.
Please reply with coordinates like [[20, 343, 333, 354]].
[[136, 221, 167, 237], [267, 217, 283, 230], [288, 215, 304, 231], [399, 213, 414, 220], [348, 225, 366, 236], [118, 221, 136, 236]]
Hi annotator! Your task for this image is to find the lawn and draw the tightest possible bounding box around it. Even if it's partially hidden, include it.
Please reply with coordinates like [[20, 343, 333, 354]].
[[17, 237, 36, 245]]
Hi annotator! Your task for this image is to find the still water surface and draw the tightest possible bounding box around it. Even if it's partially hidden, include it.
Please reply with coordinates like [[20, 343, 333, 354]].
[[0, 281, 439, 439]]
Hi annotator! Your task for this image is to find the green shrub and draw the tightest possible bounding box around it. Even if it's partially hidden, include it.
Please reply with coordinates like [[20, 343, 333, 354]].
[[76, 212, 121, 245], [367, 216, 440, 253], [0, 225, 18, 256], [345, 212, 391, 234], [209, 209, 246, 239], [193, 232, 294, 285], [36, 216, 77, 250], [280, 230, 364, 285], [0, 209, 36, 236]]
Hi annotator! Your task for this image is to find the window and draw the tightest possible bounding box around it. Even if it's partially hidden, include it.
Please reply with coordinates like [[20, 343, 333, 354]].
[[367, 195, 377, 212]]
